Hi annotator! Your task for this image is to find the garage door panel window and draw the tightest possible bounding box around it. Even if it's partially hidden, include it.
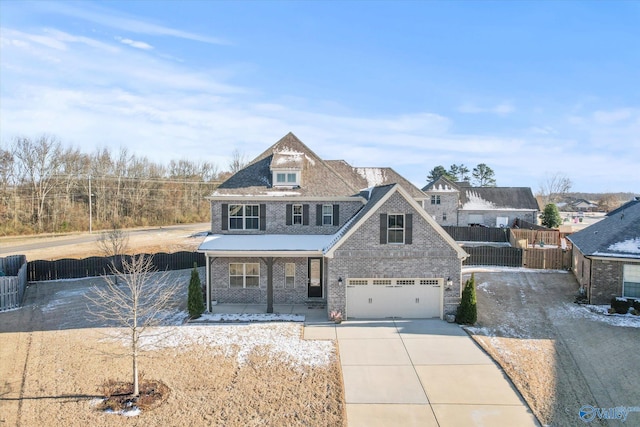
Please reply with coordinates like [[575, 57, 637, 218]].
[[623, 264, 640, 298], [229, 263, 260, 288]]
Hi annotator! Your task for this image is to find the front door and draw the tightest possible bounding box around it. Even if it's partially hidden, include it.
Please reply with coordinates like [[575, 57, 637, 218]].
[[308, 258, 323, 298]]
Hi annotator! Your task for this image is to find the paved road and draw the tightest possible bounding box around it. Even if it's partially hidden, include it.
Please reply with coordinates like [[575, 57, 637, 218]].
[[0, 223, 209, 255]]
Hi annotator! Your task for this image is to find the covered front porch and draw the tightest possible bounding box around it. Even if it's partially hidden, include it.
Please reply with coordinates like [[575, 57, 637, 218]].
[[198, 233, 334, 314]]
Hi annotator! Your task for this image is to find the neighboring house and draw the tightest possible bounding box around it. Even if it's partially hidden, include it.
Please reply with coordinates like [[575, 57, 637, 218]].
[[567, 197, 640, 304], [197, 133, 467, 319], [422, 177, 539, 227]]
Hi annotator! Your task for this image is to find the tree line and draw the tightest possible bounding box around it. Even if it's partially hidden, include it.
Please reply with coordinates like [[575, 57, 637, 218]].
[[427, 163, 497, 187], [0, 135, 229, 235]]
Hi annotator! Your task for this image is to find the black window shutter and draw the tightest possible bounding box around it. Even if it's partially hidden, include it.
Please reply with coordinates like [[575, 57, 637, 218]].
[[221, 204, 228, 231], [286, 204, 292, 225], [333, 204, 340, 226], [405, 213, 413, 244], [380, 213, 387, 244], [260, 204, 266, 230], [316, 204, 322, 226], [303, 204, 309, 225]]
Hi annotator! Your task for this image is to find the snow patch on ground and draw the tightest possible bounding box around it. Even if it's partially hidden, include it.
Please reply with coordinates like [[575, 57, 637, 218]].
[[552, 303, 640, 328], [191, 312, 305, 323], [463, 266, 568, 274], [41, 288, 90, 312], [108, 323, 335, 368]]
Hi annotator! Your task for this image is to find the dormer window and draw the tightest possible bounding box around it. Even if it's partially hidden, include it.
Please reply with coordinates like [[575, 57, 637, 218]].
[[273, 170, 300, 187]]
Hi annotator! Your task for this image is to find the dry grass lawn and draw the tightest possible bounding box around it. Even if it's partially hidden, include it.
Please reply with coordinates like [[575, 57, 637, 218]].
[[0, 326, 345, 426]]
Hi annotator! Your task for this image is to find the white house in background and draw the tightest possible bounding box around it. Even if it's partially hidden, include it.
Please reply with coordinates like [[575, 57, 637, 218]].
[[422, 177, 540, 227]]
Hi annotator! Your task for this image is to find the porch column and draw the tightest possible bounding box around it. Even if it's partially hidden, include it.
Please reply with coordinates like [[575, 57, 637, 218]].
[[261, 257, 275, 314], [205, 254, 211, 312]]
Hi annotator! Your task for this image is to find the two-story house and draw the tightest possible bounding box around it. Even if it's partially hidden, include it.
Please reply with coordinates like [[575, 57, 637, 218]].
[[198, 133, 467, 320], [422, 176, 539, 227]]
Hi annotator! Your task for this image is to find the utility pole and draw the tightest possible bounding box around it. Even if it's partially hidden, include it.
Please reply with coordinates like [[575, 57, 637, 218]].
[[89, 175, 93, 233]]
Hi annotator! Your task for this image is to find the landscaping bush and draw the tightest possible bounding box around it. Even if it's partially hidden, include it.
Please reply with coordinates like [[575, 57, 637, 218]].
[[188, 263, 205, 319], [610, 297, 631, 315], [456, 273, 477, 325], [633, 300, 640, 312]]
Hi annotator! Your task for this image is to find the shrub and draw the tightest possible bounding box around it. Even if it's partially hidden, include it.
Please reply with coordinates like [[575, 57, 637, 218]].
[[633, 300, 640, 312], [456, 273, 477, 325], [188, 263, 205, 319], [610, 297, 631, 315]]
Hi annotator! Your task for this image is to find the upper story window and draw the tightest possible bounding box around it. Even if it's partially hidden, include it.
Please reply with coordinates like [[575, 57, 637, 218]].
[[387, 214, 404, 244], [322, 204, 333, 225], [380, 213, 412, 245], [431, 195, 441, 205], [273, 171, 300, 186], [293, 204, 303, 225], [229, 204, 259, 230]]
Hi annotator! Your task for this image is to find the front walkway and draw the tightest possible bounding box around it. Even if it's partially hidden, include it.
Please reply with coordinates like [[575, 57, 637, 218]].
[[305, 319, 540, 427]]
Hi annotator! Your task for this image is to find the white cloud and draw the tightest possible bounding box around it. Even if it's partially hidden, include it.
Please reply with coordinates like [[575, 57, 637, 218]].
[[458, 102, 515, 115], [36, 1, 228, 45], [116, 36, 153, 50], [592, 108, 634, 124], [1, 23, 638, 193]]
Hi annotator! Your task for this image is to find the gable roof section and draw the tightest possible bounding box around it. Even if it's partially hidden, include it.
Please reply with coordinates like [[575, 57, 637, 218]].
[[213, 132, 358, 197], [326, 160, 426, 200], [460, 187, 539, 211], [324, 184, 467, 259], [568, 202, 640, 259], [422, 176, 460, 193]]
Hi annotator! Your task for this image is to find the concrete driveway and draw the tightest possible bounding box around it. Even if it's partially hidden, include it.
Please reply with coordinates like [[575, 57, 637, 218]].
[[305, 319, 539, 427]]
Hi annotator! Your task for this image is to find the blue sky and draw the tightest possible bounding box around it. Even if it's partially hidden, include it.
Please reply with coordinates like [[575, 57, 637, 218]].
[[1, 1, 638, 193]]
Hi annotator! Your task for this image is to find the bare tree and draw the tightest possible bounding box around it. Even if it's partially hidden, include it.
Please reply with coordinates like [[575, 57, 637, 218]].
[[86, 255, 181, 397], [12, 135, 62, 231], [537, 172, 572, 206], [96, 223, 130, 258], [229, 148, 248, 174]]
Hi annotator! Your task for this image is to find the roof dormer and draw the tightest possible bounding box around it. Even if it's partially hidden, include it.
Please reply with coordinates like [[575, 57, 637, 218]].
[[270, 151, 303, 187]]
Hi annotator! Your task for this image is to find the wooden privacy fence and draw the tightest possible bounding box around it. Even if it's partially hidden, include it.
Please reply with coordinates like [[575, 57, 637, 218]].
[[461, 245, 571, 270], [510, 228, 561, 248], [27, 251, 206, 282], [523, 248, 572, 270], [462, 246, 522, 267], [0, 255, 28, 311], [442, 226, 511, 243]]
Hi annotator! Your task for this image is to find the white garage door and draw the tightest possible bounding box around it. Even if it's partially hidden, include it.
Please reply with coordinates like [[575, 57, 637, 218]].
[[346, 278, 442, 319]]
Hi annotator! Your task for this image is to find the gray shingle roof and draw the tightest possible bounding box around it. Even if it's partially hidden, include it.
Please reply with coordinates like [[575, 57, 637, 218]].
[[423, 177, 538, 211], [567, 202, 640, 258], [213, 133, 425, 199], [460, 187, 539, 210], [326, 160, 426, 199], [214, 133, 358, 197]]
